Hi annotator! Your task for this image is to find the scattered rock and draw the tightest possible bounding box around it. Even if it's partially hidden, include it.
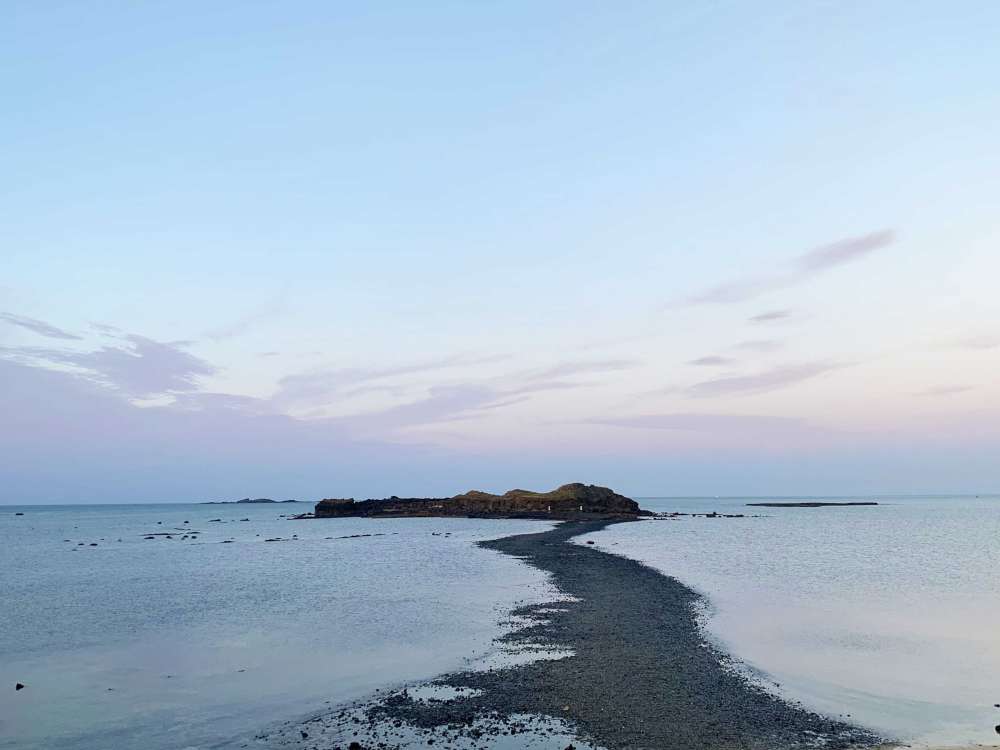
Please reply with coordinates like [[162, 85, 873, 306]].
[[300, 730, 308, 739]]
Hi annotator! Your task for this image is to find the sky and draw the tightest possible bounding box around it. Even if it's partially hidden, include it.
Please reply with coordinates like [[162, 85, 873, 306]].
[[2, 2, 999, 503]]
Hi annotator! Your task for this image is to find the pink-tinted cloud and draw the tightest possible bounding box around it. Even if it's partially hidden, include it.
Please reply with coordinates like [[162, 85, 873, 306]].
[[686, 362, 841, 398], [0, 312, 82, 340], [526, 359, 639, 380], [953, 334, 1000, 351], [589, 413, 813, 432], [733, 339, 784, 352], [272, 354, 510, 410], [688, 355, 736, 366], [916, 385, 974, 397]]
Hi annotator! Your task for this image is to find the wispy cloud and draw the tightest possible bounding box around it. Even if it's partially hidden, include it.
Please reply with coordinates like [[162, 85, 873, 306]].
[[0, 335, 215, 398], [952, 334, 1000, 351], [795, 231, 894, 273], [204, 300, 287, 342], [916, 385, 974, 397], [0, 312, 82, 340], [685, 362, 841, 398], [688, 355, 736, 367], [589, 413, 813, 432], [683, 230, 894, 306], [733, 339, 784, 353], [272, 355, 510, 410], [748, 309, 792, 324], [527, 359, 639, 380]]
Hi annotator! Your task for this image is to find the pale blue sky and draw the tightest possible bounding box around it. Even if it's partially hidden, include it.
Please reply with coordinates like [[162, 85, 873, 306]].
[[2, 2, 999, 502]]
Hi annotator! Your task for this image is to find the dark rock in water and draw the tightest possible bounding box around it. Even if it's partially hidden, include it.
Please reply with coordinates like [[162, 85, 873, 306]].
[[586, 540, 595, 544], [14, 512, 24, 516], [15, 683, 25, 691], [995, 724, 1000, 735], [348, 743, 363, 750], [315, 483, 644, 520]]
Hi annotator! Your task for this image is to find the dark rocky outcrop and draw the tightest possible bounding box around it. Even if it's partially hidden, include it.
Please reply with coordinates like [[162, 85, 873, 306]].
[[314, 483, 643, 520]]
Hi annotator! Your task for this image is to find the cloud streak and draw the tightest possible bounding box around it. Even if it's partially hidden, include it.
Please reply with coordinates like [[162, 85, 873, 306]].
[[589, 413, 812, 432], [526, 359, 639, 381], [685, 362, 841, 398], [748, 309, 792, 324], [733, 339, 784, 353], [916, 385, 974, 397], [0, 335, 215, 398], [684, 230, 894, 306], [272, 354, 510, 410], [0, 312, 82, 340], [688, 355, 736, 367]]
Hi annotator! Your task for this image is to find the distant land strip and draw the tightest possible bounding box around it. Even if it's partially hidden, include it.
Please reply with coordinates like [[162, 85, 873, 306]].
[[746, 501, 879, 508]]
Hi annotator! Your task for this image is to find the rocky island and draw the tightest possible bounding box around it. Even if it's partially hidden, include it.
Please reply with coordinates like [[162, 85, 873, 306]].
[[313, 483, 644, 520]]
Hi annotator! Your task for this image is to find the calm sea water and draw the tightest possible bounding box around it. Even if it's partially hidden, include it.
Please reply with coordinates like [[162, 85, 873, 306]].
[[0, 503, 556, 750], [586, 495, 1000, 747], [2, 497, 998, 749]]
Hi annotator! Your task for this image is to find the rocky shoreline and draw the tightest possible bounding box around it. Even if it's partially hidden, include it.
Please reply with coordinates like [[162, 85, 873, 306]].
[[242, 520, 886, 750]]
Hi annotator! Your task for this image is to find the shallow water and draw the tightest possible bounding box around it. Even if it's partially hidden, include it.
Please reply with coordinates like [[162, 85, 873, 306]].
[[0, 503, 556, 750], [583, 495, 1000, 747]]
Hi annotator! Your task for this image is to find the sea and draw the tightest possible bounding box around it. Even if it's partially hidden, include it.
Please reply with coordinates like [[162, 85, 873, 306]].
[[1, 495, 998, 749]]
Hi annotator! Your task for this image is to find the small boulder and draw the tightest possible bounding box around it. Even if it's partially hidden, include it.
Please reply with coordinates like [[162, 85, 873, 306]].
[[15, 683, 25, 691]]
